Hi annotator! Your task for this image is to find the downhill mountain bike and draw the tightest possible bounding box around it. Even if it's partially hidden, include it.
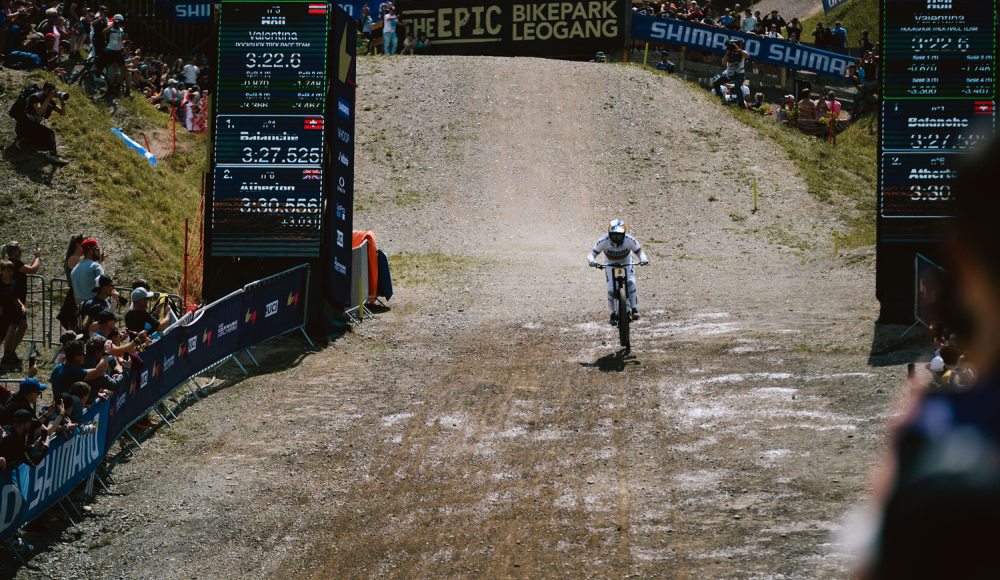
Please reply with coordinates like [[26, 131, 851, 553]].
[[594, 261, 644, 351], [66, 55, 105, 94]]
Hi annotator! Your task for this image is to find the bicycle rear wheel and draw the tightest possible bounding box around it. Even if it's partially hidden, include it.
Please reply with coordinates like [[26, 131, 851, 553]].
[[617, 286, 630, 350]]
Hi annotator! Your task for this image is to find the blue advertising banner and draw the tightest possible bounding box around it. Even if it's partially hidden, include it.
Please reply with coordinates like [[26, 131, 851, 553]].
[[21, 402, 109, 525], [155, 0, 216, 23], [240, 269, 307, 350], [822, 0, 852, 14], [336, 0, 389, 19], [0, 469, 26, 543], [631, 14, 852, 79]]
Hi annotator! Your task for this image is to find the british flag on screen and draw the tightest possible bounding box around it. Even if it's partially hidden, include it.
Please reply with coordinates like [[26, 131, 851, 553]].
[[303, 169, 321, 180]]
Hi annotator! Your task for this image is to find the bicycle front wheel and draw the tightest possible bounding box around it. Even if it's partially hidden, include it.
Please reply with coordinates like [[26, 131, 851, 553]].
[[617, 286, 630, 349]]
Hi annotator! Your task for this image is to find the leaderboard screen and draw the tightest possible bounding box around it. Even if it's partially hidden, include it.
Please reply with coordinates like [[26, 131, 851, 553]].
[[878, 0, 996, 242], [211, 1, 330, 257]]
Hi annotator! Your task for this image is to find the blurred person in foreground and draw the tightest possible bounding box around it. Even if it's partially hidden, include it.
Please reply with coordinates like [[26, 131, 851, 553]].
[[861, 138, 1000, 579]]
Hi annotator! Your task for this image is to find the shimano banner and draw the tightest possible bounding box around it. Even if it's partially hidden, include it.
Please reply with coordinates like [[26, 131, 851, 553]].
[[20, 401, 109, 526], [0, 469, 25, 543], [631, 14, 851, 79], [154, 0, 216, 23]]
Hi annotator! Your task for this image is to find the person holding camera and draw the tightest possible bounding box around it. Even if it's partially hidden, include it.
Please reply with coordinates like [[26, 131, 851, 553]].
[[714, 39, 749, 109], [13, 81, 69, 164]]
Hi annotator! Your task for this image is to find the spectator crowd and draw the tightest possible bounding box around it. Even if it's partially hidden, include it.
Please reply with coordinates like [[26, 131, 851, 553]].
[[3, 0, 211, 156], [1, 233, 174, 486], [632, 0, 881, 137]]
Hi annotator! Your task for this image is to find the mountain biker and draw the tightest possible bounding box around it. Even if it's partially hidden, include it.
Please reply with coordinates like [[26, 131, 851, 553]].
[[588, 220, 649, 326]]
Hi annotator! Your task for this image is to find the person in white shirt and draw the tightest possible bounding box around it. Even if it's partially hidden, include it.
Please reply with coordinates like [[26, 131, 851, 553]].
[[182, 59, 199, 84], [740, 8, 756, 33], [382, 7, 398, 55], [588, 220, 650, 325]]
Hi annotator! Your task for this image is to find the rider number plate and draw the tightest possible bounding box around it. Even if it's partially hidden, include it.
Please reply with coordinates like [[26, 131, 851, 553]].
[[614, 268, 627, 277]]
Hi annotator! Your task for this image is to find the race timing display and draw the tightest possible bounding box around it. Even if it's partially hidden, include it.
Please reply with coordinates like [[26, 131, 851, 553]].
[[878, 0, 996, 242], [875, 0, 995, 321], [210, 1, 331, 257]]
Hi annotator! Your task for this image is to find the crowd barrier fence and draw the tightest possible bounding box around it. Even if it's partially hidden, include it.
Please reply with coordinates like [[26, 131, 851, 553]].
[[0, 264, 311, 559]]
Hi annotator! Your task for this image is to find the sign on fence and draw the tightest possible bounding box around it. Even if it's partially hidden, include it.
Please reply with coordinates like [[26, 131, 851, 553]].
[[631, 14, 852, 79], [396, 0, 627, 56], [20, 402, 109, 525], [154, 0, 216, 22]]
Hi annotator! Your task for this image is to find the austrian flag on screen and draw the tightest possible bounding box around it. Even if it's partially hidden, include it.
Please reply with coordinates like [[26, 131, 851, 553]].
[[308, 4, 327, 14]]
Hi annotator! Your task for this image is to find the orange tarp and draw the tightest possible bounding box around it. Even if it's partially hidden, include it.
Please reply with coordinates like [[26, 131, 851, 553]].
[[352, 231, 378, 303]]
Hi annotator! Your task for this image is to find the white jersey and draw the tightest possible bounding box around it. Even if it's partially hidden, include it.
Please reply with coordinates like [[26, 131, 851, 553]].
[[590, 234, 644, 264]]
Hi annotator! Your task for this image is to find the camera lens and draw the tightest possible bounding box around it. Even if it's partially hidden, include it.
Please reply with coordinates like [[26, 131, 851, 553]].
[[57, 91, 70, 101]]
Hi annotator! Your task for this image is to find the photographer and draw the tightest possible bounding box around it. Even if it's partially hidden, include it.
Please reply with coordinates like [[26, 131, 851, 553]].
[[714, 39, 749, 109], [13, 81, 70, 165]]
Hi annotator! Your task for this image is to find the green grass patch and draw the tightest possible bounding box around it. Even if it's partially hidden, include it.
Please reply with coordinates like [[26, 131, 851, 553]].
[[801, 0, 879, 48], [35, 71, 206, 291], [389, 251, 484, 287]]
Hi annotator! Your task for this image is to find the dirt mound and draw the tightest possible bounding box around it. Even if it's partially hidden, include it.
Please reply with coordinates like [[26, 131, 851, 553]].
[[14, 56, 900, 580]]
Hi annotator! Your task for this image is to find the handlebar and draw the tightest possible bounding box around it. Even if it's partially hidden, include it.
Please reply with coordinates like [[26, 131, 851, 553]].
[[592, 261, 646, 269]]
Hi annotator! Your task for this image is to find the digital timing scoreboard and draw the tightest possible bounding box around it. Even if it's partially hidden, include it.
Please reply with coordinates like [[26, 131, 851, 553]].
[[876, 0, 996, 321], [206, 1, 357, 307], [211, 1, 335, 258]]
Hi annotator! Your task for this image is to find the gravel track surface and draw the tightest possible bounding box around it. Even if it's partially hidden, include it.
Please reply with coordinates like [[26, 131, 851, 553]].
[[8, 56, 908, 580]]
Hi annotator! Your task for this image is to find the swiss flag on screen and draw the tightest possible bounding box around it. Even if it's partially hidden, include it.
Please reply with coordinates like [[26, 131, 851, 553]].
[[308, 4, 327, 13], [304, 117, 323, 130], [974, 101, 994, 114]]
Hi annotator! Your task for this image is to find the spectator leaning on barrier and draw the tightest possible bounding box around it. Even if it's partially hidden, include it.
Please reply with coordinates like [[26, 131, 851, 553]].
[[50, 340, 108, 394], [125, 287, 169, 335], [0, 377, 57, 427], [83, 334, 130, 396], [0, 404, 60, 472], [70, 238, 105, 305]]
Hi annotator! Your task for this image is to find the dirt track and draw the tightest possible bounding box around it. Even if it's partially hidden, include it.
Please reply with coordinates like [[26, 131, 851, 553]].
[[13, 56, 912, 580]]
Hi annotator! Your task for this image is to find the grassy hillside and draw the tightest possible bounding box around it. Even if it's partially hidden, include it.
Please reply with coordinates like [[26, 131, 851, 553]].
[[801, 0, 879, 49], [727, 109, 877, 247], [16, 70, 206, 292]]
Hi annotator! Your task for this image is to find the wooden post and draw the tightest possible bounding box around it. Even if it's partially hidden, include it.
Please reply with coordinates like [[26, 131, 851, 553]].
[[678, 47, 686, 72], [780, 67, 786, 87], [643, 42, 649, 68]]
